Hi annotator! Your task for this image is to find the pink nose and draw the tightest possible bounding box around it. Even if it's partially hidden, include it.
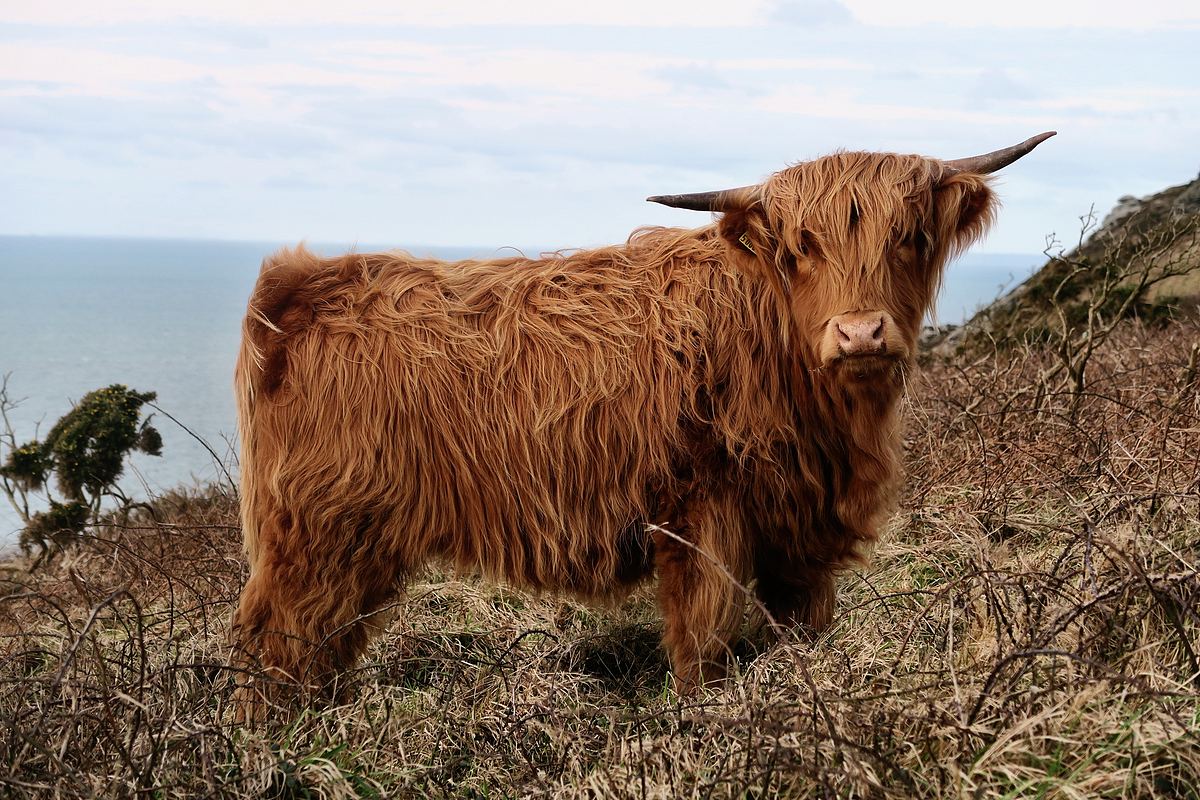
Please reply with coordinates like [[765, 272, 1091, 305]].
[[832, 313, 886, 356]]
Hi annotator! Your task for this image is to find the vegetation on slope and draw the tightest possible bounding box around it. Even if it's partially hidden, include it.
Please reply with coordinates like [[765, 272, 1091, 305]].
[[2, 314, 1198, 797], [932, 176, 1200, 354]]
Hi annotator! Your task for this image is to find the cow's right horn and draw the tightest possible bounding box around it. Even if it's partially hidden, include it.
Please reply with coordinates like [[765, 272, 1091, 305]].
[[647, 184, 761, 212]]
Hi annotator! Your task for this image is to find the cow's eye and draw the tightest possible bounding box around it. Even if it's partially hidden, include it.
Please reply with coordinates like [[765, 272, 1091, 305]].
[[911, 231, 933, 261], [797, 231, 820, 260]]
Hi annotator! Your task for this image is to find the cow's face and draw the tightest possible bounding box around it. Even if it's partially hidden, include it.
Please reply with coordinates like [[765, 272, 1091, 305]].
[[718, 153, 996, 382]]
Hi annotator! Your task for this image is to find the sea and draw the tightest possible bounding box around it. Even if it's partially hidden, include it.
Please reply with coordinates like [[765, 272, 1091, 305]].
[[0, 235, 1040, 551]]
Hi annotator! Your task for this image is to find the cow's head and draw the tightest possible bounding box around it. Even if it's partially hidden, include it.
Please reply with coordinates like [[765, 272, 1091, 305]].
[[649, 132, 1054, 384]]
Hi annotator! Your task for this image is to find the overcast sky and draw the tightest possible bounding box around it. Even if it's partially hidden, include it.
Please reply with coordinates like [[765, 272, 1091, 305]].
[[2, 0, 1198, 254]]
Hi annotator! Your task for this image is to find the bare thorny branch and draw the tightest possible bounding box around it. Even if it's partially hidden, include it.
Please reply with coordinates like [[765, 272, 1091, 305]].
[[0, 374, 38, 524], [1037, 206, 1200, 408]]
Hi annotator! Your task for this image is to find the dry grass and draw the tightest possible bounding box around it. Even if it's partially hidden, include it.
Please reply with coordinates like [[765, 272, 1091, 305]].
[[2, 320, 1199, 798]]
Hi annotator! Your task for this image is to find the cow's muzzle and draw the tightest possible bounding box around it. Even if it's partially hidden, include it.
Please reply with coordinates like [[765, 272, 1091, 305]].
[[820, 311, 904, 370]]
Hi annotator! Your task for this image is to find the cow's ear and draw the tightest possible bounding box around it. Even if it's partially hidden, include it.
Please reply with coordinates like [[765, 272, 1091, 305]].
[[717, 204, 779, 267], [717, 203, 799, 300], [934, 173, 997, 252]]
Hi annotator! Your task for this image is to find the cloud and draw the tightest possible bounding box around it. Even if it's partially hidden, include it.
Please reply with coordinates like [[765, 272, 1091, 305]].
[[1, 11, 1198, 255], [841, 0, 1200, 29], [0, 0, 773, 28], [653, 63, 735, 92], [5, 0, 1197, 32], [769, 0, 855, 27], [261, 175, 326, 191], [967, 68, 1042, 106]]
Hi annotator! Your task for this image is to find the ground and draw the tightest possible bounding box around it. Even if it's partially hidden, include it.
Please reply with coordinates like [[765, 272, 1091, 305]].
[[2, 318, 1198, 798]]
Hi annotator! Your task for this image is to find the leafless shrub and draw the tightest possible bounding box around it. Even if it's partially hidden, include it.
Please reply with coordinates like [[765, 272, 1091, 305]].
[[1035, 206, 1200, 405]]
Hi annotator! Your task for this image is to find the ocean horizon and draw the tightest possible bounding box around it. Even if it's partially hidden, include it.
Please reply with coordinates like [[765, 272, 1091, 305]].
[[0, 234, 1041, 550]]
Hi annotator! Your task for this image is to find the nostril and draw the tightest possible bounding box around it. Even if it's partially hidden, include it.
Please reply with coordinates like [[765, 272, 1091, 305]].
[[836, 324, 851, 344], [870, 317, 885, 341]]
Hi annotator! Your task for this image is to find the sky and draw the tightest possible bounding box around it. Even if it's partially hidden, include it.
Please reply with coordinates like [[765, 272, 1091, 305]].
[[2, 0, 1199, 254]]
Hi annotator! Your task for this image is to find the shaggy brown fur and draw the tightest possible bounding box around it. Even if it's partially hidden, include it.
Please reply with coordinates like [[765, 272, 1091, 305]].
[[230, 151, 996, 711]]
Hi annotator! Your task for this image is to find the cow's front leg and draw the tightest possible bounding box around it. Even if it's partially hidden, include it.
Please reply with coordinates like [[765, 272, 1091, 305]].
[[653, 494, 748, 693]]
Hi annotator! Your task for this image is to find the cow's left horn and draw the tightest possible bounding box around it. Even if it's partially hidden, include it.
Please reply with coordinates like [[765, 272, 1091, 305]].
[[647, 184, 761, 211], [941, 131, 1057, 176]]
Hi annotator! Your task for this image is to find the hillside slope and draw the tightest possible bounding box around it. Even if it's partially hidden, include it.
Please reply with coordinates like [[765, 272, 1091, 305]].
[[932, 173, 1200, 351]]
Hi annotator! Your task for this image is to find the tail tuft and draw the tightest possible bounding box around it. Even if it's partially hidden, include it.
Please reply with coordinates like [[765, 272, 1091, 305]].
[[238, 246, 323, 398]]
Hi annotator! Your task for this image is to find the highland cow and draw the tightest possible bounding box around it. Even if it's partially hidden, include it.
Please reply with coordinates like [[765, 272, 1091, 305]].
[[230, 133, 1055, 710]]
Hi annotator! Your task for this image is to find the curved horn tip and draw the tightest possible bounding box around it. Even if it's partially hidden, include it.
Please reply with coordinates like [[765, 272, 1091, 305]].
[[647, 195, 690, 208], [645, 191, 728, 212], [942, 130, 1059, 176], [645, 184, 761, 212]]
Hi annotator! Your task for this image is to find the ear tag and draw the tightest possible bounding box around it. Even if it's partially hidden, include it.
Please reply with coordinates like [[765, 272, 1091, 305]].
[[737, 232, 757, 255]]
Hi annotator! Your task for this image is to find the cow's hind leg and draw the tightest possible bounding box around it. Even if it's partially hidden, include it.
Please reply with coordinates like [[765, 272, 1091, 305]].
[[230, 511, 400, 720], [653, 495, 749, 693], [754, 556, 836, 634]]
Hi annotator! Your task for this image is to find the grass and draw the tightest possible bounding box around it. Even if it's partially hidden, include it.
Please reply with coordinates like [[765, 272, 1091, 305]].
[[2, 319, 1198, 798]]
